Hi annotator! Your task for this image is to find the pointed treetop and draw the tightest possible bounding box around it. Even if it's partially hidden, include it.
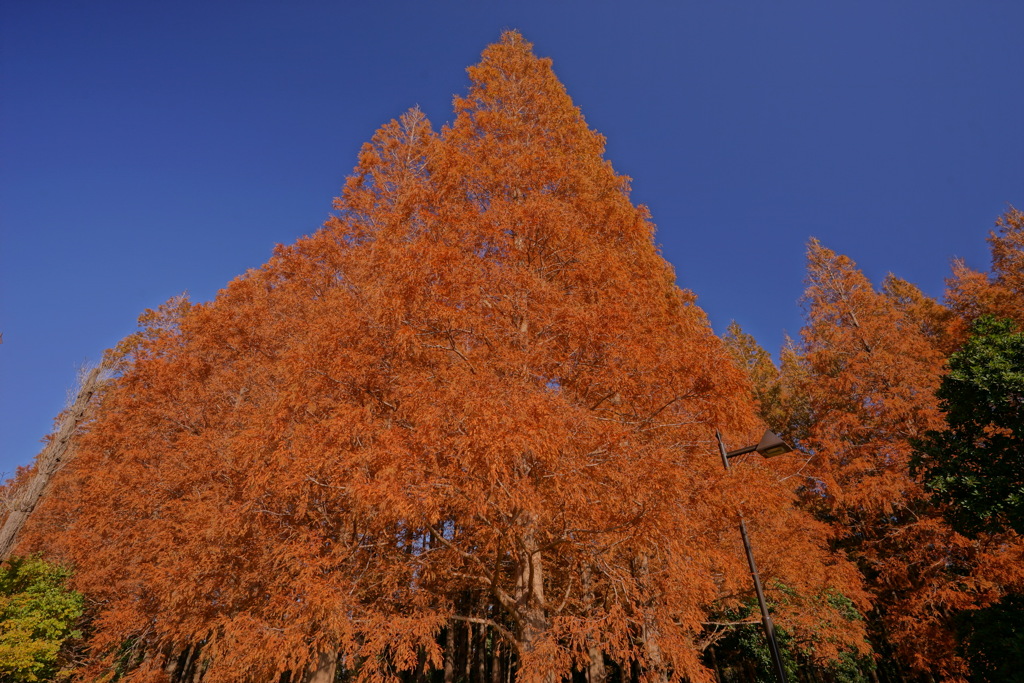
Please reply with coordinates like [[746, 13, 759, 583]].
[[447, 31, 615, 191], [946, 207, 1024, 334], [14, 33, 872, 682]]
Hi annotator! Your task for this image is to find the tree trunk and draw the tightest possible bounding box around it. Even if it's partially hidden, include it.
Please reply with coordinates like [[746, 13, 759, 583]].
[[512, 520, 553, 683], [491, 643, 502, 683], [582, 567, 606, 683], [632, 555, 669, 683], [640, 618, 670, 683], [466, 618, 473, 681], [164, 645, 184, 679], [475, 625, 487, 683], [708, 646, 723, 683], [165, 644, 194, 682], [444, 624, 455, 683], [0, 363, 107, 560], [407, 646, 427, 683], [304, 650, 338, 683], [180, 643, 201, 683], [190, 654, 205, 683], [587, 646, 607, 683]]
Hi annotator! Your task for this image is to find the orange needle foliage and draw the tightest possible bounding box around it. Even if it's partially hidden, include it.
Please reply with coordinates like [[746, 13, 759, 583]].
[[792, 240, 1024, 680], [22, 33, 866, 683], [947, 207, 1024, 336]]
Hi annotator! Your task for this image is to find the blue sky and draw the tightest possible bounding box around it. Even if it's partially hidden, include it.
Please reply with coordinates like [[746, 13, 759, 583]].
[[2, 1, 1022, 475]]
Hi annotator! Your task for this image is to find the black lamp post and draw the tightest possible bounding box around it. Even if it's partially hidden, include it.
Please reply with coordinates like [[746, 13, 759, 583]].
[[717, 429, 792, 683]]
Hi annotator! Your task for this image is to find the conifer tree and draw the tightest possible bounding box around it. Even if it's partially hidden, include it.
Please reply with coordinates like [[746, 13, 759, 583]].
[[722, 323, 811, 445], [722, 323, 782, 429], [23, 33, 867, 683], [795, 240, 1024, 680], [947, 207, 1024, 336]]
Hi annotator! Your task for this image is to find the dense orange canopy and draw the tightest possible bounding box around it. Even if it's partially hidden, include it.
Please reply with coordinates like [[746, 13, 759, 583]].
[[22, 33, 866, 683], [947, 207, 1024, 335], [790, 240, 1024, 680]]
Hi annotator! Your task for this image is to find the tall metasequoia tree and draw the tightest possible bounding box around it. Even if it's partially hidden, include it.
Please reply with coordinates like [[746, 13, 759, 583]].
[[23, 34, 867, 683], [722, 323, 811, 445], [794, 240, 1024, 680], [947, 207, 1024, 337]]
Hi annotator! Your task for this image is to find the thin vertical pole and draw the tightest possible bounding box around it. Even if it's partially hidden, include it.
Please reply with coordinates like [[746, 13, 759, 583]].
[[716, 430, 788, 683]]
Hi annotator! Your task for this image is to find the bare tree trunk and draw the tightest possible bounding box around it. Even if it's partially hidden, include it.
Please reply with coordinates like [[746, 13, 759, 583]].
[[582, 566, 606, 683], [512, 520, 553, 683], [304, 650, 338, 683], [475, 624, 487, 683], [466, 618, 473, 681], [708, 646, 723, 683], [166, 644, 195, 682], [491, 643, 502, 683], [444, 624, 455, 683], [640, 618, 670, 683], [182, 645, 201, 683], [415, 646, 428, 683], [0, 362, 107, 560], [164, 644, 184, 680], [587, 647, 607, 683], [190, 651, 206, 683], [632, 555, 669, 683], [179, 643, 201, 683]]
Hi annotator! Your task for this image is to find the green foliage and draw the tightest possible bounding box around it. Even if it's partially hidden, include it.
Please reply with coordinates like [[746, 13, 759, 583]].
[[0, 556, 84, 682], [957, 594, 1024, 683], [733, 621, 798, 683], [913, 315, 1024, 535], [718, 620, 872, 683], [813, 593, 875, 683], [709, 590, 872, 683]]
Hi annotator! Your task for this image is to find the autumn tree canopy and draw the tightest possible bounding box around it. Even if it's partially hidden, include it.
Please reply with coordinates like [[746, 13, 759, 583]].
[[754, 240, 1024, 681], [947, 207, 1024, 337], [16, 32, 865, 683]]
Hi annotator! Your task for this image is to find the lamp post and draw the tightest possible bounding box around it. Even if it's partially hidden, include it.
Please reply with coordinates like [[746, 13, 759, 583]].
[[717, 429, 792, 683]]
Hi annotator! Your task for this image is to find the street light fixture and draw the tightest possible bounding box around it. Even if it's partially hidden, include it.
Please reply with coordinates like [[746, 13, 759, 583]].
[[717, 429, 792, 683]]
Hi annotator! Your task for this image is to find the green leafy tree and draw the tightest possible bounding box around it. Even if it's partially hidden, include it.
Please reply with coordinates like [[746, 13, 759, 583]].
[[956, 594, 1024, 683], [0, 556, 84, 682], [914, 315, 1024, 536], [708, 588, 872, 683]]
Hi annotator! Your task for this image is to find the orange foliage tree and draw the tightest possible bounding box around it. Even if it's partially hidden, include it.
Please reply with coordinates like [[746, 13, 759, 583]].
[[947, 207, 1024, 335], [790, 240, 1024, 680], [22, 33, 866, 683], [722, 323, 811, 446]]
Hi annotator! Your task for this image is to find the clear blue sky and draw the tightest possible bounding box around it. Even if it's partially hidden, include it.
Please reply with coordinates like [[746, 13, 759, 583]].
[[2, 1, 1022, 475]]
